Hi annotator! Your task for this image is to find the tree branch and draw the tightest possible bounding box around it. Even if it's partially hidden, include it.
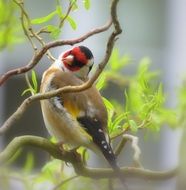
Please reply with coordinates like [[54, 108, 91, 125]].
[[0, 0, 120, 134], [115, 134, 142, 168], [0, 135, 178, 181], [123, 134, 142, 167], [0, 19, 112, 86]]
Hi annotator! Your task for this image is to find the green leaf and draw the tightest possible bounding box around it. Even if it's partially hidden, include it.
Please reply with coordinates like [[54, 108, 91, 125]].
[[42, 159, 61, 176], [110, 49, 131, 71], [31, 11, 57, 24], [111, 113, 128, 132], [156, 83, 164, 104], [71, 2, 78, 11], [50, 136, 57, 143], [69, 0, 77, 3], [47, 25, 61, 39], [21, 88, 34, 96], [69, 0, 78, 10], [120, 54, 132, 68], [102, 97, 114, 112], [0, 1, 23, 50], [96, 73, 106, 90], [56, 5, 63, 17], [66, 16, 77, 30], [102, 97, 115, 133], [110, 49, 119, 71], [124, 90, 129, 112], [31, 70, 38, 93], [22, 70, 38, 96], [23, 152, 34, 173], [129, 120, 138, 132], [77, 147, 90, 161], [83, 0, 91, 10]]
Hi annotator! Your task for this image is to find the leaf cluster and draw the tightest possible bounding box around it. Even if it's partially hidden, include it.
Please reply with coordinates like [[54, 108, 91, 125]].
[[97, 50, 177, 137], [0, 0, 23, 50], [31, 0, 91, 39], [22, 70, 38, 96]]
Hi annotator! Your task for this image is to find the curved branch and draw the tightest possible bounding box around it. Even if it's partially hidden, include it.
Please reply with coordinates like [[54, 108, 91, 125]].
[[0, 19, 112, 86], [0, 135, 178, 181], [123, 134, 142, 167], [79, 166, 177, 181], [0, 0, 121, 134], [0, 135, 79, 165]]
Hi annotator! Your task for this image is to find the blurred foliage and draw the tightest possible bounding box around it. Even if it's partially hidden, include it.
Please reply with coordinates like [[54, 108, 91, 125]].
[[0, 0, 23, 50], [1, 0, 186, 189], [31, 0, 90, 39], [0, 0, 91, 50], [96, 50, 177, 138], [3, 49, 184, 189]]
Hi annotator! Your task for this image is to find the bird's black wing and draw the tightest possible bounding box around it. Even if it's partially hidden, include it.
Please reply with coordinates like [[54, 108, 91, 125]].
[[77, 116, 117, 168]]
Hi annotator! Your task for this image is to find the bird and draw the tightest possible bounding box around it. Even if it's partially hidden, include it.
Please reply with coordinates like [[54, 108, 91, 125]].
[[40, 46, 126, 187]]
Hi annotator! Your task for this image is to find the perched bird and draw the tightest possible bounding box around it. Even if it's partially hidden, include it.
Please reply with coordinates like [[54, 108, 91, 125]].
[[40, 46, 125, 186]]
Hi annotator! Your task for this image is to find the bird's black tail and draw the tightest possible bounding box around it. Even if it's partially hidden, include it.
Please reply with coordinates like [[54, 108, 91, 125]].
[[95, 135, 128, 189], [77, 116, 128, 189]]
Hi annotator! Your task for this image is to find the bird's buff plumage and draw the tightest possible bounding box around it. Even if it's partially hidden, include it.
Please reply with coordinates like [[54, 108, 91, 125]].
[[40, 46, 126, 188]]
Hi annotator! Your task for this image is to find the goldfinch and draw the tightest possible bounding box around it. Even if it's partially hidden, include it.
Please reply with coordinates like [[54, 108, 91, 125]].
[[40, 46, 124, 183]]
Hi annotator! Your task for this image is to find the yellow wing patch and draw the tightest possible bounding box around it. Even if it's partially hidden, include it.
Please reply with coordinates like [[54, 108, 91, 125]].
[[63, 100, 93, 141], [63, 101, 80, 119]]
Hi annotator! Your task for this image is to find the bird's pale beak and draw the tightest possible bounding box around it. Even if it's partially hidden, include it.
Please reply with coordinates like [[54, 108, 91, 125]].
[[62, 55, 74, 65]]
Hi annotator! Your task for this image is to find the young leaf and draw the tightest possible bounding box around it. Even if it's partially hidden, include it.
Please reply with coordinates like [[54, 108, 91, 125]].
[[56, 5, 63, 18], [102, 97, 114, 112], [109, 49, 131, 71], [156, 83, 164, 105], [21, 88, 34, 96], [111, 112, 128, 132], [96, 73, 106, 90], [31, 11, 57, 24], [47, 25, 61, 39], [110, 49, 119, 71], [129, 119, 138, 132], [31, 70, 38, 93], [69, 0, 78, 10], [67, 16, 77, 30], [42, 159, 61, 176], [23, 152, 34, 173], [83, 0, 91, 10]]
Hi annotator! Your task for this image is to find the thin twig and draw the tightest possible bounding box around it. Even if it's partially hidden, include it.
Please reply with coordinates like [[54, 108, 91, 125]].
[[13, 0, 37, 51], [29, 27, 56, 61], [35, 0, 76, 35], [58, 0, 75, 28], [0, 19, 112, 86], [114, 137, 128, 157], [0, 0, 117, 134], [122, 134, 142, 167]]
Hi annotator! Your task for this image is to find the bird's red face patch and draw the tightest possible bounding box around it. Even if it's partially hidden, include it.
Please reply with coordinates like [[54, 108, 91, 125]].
[[71, 47, 87, 65], [61, 47, 88, 71], [61, 46, 93, 73]]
